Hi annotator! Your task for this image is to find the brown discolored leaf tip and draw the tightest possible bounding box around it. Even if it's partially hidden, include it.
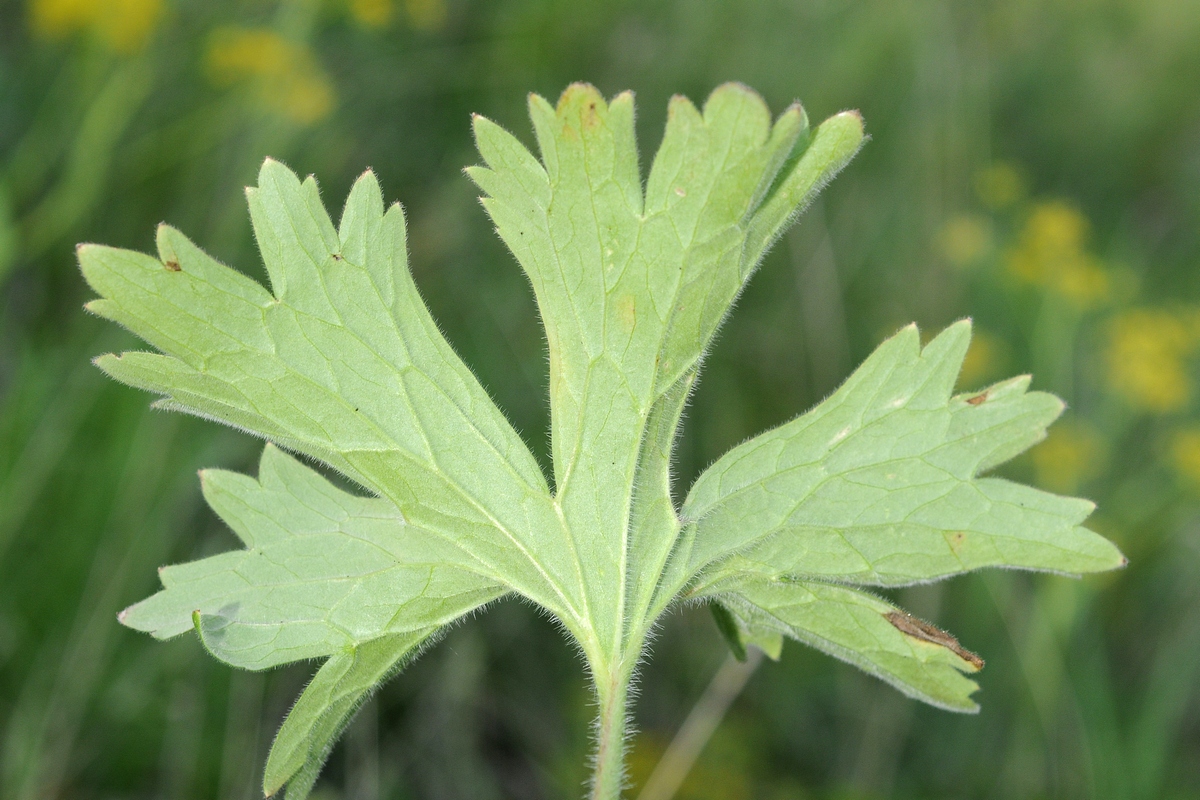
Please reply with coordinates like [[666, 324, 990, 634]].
[[558, 82, 602, 109], [885, 610, 984, 670]]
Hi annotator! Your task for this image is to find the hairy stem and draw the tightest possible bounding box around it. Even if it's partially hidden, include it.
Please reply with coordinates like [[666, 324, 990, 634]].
[[590, 658, 635, 800]]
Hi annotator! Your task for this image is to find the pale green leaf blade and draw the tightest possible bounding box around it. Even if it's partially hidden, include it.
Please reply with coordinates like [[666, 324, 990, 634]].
[[681, 321, 1126, 588], [643, 85, 809, 390], [744, 110, 866, 265], [707, 579, 982, 712], [473, 85, 659, 646], [119, 445, 504, 670], [265, 630, 434, 800], [80, 162, 583, 617], [625, 371, 694, 624], [468, 86, 861, 650]]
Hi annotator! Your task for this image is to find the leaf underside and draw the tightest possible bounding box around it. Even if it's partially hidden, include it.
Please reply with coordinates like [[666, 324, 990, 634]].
[[81, 83, 1124, 797]]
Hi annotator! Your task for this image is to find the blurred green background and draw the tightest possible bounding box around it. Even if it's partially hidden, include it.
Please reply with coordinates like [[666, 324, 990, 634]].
[[2, 0, 1200, 797]]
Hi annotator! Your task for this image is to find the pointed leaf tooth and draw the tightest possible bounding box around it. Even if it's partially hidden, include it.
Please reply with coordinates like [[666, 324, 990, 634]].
[[93, 350, 195, 394], [746, 102, 810, 216], [751, 628, 785, 661], [909, 319, 973, 408], [643, 94, 705, 214], [471, 114, 550, 199], [970, 391, 1065, 475], [199, 467, 285, 548], [249, 159, 340, 321], [466, 116, 552, 231], [745, 109, 865, 265], [299, 173, 341, 248], [244, 186, 280, 296], [959, 373, 1032, 403], [605, 90, 644, 214], [155, 222, 274, 303], [526, 92, 560, 177], [337, 169, 385, 266], [551, 83, 643, 218], [83, 298, 122, 324]]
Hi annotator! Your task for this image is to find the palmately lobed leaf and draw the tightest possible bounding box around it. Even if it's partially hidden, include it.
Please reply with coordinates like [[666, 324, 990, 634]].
[[79, 82, 1126, 799], [468, 83, 864, 651]]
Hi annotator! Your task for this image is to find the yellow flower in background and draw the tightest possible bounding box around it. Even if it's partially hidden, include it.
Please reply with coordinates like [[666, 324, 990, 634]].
[[974, 162, 1025, 210], [1031, 420, 1105, 494], [1169, 427, 1200, 486], [29, 0, 91, 37], [206, 28, 334, 125], [938, 214, 991, 269], [958, 328, 1009, 390], [96, 0, 161, 52], [1054, 257, 1111, 307], [1005, 201, 1110, 309], [29, 0, 162, 53], [405, 0, 447, 31], [350, 0, 393, 27], [1106, 309, 1196, 413], [348, 0, 443, 30]]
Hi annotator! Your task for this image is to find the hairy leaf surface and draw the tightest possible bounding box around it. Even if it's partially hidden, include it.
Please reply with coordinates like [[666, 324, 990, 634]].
[[120, 444, 501, 670], [81, 83, 1124, 800], [678, 322, 1123, 589]]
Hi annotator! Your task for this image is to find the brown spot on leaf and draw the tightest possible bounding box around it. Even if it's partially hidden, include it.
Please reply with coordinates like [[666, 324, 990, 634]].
[[332, 253, 343, 261], [946, 530, 966, 553], [885, 610, 984, 669], [966, 391, 988, 405], [164, 260, 181, 272], [583, 101, 600, 130]]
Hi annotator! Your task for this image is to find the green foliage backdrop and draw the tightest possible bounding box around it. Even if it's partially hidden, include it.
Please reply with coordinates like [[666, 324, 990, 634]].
[[1, 1, 1198, 798]]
